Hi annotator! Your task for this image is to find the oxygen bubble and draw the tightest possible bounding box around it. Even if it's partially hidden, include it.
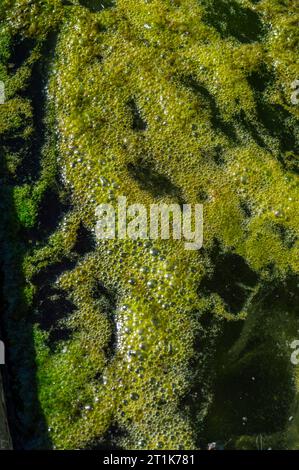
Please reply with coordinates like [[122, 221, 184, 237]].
[[130, 393, 140, 401], [147, 280, 157, 288], [100, 176, 109, 186], [140, 266, 150, 274], [150, 248, 160, 256]]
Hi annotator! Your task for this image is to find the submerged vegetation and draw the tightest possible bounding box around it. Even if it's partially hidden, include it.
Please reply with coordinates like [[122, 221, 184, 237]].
[[0, 0, 298, 450]]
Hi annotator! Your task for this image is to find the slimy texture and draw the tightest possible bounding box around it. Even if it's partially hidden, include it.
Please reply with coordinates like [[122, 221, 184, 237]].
[[0, 0, 298, 450]]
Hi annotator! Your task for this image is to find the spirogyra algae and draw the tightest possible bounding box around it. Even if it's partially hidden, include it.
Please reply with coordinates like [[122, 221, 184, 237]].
[[0, 0, 298, 450]]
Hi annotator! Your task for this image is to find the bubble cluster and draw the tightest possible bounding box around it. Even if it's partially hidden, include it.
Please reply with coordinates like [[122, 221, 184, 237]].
[[2, 0, 298, 451]]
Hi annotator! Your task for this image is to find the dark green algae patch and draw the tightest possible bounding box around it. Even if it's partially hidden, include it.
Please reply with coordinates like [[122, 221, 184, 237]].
[[0, 0, 298, 450]]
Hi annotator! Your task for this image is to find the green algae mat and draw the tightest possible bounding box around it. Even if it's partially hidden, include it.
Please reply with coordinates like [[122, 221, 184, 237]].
[[0, 0, 298, 450]]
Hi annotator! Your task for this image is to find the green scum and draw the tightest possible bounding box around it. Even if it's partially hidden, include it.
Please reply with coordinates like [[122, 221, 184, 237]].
[[0, 0, 298, 450]]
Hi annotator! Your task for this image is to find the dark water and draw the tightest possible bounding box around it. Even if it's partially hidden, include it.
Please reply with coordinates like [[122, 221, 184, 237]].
[[78, 0, 115, 12]]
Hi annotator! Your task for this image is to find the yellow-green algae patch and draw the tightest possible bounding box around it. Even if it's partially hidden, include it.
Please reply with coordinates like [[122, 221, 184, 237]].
[[1, 0, 299, 450]]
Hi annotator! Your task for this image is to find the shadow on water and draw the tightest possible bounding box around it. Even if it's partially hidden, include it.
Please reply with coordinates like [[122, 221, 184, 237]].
[[0, 182, 52, 449], [199, 244, 259, 315], [0, 30, 65, 449], [180, 75, 239, 143], [183, 242, 299, 449], [247, 63, 299, 168], [200, 276, 299, 448], [202, 0, 266, 43], [128, 98, 148, 132], [127, 159, 186, 204], [78, 0, 115, 12], [256, 102, 299, 154]]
